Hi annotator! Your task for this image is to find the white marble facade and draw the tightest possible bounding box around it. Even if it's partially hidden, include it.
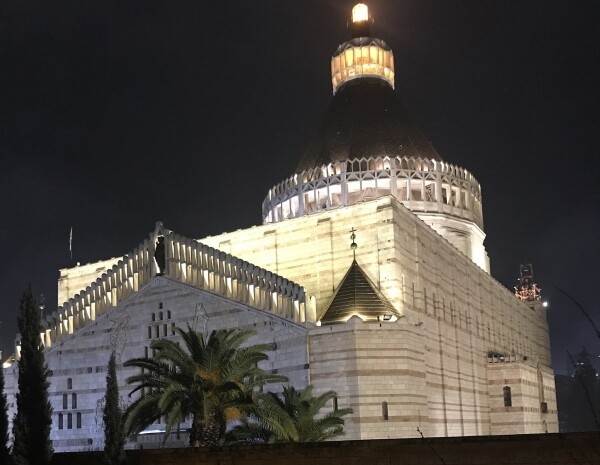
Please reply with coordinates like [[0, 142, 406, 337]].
[[4, 196, 558, 452]]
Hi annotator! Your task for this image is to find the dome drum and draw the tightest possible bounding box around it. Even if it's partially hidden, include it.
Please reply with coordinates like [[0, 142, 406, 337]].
[[262, 155, 483, 229]]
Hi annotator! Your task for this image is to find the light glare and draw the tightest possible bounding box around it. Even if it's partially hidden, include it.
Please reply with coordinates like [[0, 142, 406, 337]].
[[352, 3, 369, 23]]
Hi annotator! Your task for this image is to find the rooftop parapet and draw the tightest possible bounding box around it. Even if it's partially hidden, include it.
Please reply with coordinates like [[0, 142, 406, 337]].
[[19, 224, 312, 354]]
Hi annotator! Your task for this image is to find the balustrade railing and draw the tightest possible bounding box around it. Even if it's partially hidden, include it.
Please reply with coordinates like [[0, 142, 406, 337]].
[[30, 224, 311, 350]]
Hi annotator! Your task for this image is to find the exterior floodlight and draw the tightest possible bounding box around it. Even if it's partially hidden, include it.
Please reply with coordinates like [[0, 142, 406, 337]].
[[383, 314, 392, 321], [352, 3, 369, 23], [542, 301, 548, 308]]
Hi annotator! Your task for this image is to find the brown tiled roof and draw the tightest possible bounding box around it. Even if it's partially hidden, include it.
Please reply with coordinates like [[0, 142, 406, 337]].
[[296, 77, 442, 173], [319, 260, 400, 324]]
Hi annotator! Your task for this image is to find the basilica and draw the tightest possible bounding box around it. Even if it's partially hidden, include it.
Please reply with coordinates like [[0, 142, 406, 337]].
[[3, 3, 558, 452]]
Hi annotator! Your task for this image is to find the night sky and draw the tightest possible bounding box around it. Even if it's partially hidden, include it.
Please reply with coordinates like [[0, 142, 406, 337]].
[[1, 0, 598, 374]]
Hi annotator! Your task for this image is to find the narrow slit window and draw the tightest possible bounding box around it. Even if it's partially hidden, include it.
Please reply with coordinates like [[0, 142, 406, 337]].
[[503, 386, 512, 407]]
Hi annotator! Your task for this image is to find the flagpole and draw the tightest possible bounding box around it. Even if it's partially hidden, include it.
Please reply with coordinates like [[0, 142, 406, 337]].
[[69, 226, 73, 261]]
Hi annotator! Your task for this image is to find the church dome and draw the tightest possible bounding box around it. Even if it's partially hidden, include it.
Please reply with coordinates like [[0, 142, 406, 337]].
[[262, 3, 489, 271], [296, 3, 441, 172], [295, 77, 442, 173]]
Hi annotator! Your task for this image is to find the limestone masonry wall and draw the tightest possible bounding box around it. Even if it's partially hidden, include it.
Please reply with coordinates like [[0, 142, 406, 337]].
[[202, 196, 557, 436], [4, 278, 309, 452], [7, 196, 557, 449]]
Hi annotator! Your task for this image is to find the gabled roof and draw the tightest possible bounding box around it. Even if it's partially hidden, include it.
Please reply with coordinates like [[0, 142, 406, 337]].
[[41, 224, 312, 349], [319, 259, 400, 324]]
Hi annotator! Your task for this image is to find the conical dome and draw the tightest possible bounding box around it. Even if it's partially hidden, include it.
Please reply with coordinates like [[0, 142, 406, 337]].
[[296, 77, 442, 173], [262, 3, 489, 272]]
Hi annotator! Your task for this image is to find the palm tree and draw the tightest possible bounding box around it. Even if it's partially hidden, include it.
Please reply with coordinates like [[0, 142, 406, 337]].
[[123, 326, 286, 447], [228, 385, 353, 444]]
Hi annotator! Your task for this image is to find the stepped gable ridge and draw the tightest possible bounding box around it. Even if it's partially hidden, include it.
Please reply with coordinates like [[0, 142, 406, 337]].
[[40, 225, 312, 348]]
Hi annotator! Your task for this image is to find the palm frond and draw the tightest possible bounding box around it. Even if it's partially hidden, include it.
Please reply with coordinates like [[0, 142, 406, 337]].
[[123, 392, 163, 436], [227, 385, 352, 444], [123, 324, 282, 447]]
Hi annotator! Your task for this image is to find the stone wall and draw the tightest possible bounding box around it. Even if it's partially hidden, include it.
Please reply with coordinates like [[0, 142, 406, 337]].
[[37, 196, 559, 447], [4, 277, 309, 452], [51, 432, 600, 465], [202, 196, 557, 436], [309, 319, 428, 439], [200, 196, 551, 366]]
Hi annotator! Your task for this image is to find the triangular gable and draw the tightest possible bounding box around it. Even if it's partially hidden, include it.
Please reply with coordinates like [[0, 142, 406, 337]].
[[40, 223, 312, 350], [319, 260, 400, 324]]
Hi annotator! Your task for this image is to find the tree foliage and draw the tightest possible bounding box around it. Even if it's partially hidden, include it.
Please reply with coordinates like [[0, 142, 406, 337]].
[[123, 326, 286, 447], [229, 385, 353, 444], [11, 288, 53, 465], [103, 352, 127, 465], [0, 365, 10, 463]]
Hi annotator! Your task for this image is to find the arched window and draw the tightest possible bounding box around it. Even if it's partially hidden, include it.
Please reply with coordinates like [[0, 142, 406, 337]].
[[77, 412, 82, 429], [167, 310, 171, 319], [58, 413, 63, 430], [63, 394, 68, 410], [67, 378, 72, 390], [67, 413, 73, 429], [503, 386, 512, 407], [382, 401, 389, 420], [72, 393, 77, 409]]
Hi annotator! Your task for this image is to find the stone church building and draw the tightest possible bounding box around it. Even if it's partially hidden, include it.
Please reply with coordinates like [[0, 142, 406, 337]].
[[3, 3, 558, 452]]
